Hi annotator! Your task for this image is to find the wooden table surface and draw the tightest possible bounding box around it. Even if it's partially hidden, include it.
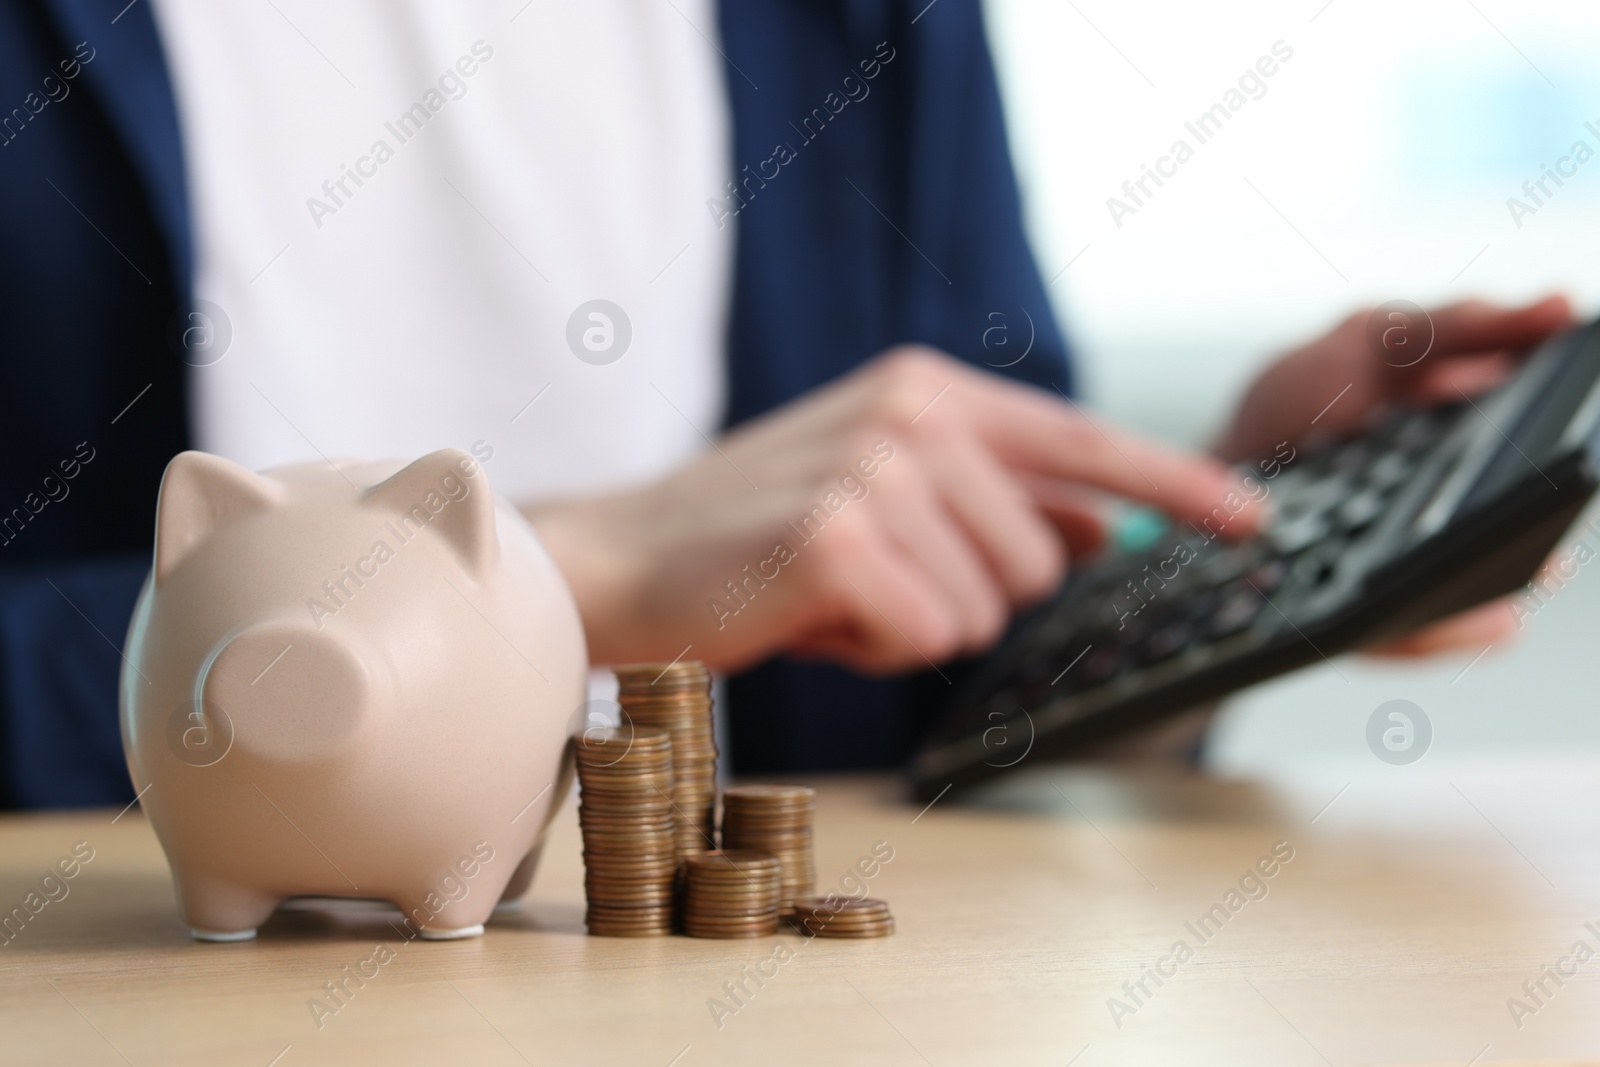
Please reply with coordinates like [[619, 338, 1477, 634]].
[[3, 758, 1600, 1066]]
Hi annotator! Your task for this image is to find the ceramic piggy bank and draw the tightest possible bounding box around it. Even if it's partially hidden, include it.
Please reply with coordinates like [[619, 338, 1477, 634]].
[[120, 448, 584, 941]]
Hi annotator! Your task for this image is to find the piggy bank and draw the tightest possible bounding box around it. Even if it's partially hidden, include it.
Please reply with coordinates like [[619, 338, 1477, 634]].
[[120, 448, 584, 941]]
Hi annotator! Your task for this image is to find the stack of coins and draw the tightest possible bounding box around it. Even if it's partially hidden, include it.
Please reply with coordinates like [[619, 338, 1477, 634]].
[[576, 727, 677, 937], [613, 663, 717, 860], [789, 897, 895, 939], [719, 785, 816, 907], [681, 851, 782, 939]]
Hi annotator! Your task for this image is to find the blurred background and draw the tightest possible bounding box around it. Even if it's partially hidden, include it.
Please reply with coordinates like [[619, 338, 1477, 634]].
[[983, 0, 1600, 773]]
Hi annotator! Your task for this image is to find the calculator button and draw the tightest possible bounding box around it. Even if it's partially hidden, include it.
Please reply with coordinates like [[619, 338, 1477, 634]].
[[1195, 540, 1266, 585], [1138, 616, 1194, 665], [1290, 539, 1343, 589], [1206, 583, 1265, 639], [1364, 452, 1412, 490], [1033, 648, 1091, 699], [1182, 588, 1222, 623], [1331, 440, 1369, 475], [1274, 474, 1350, 520], [1267, 510, 1333, 555], [1244, 558, 1289, 595], [1077, 639, 1127, 686], [1337, 488, 1385, 532], [1392, 412, 1438, 452], [1011, 653, 1055, 689]]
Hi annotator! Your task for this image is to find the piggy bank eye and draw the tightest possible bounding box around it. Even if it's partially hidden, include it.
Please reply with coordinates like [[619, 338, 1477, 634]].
[[201, 621, 371, 763]]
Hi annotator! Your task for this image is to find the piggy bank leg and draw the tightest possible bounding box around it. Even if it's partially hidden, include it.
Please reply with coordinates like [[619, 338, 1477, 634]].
[[494, 760, 571, 916], [492, 842, 544, 915], [418, 923, 485, 941], [176, 875, 280, 942], [395, 891, 496, 941]]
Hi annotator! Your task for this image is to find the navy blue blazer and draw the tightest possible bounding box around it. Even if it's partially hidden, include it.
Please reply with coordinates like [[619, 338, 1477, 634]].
[[0, 0, 1071, 807]]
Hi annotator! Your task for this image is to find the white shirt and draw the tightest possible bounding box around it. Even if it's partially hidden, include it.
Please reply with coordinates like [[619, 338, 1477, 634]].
[[153, 0, 732, 502]]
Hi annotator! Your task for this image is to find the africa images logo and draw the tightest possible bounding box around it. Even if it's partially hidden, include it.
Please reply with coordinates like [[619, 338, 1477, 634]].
[[565, 300, 632, 366], [1366, 700, 1431, 765]]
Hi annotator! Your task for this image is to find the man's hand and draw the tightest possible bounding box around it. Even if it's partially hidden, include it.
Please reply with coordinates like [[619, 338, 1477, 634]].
[[1218, 295, 1574, 657], [528, 347, 1260, 675], [1218, 295, 1573, 462]]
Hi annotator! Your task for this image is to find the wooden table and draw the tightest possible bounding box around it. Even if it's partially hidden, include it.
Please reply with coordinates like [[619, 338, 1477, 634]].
[[3, 758, 1599, 1066]]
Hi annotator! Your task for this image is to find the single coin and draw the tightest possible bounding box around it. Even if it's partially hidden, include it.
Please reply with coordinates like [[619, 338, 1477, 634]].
[[616, 691, 710, 701], [685, 880, 780, 894], [686, 907, 783, 921], [576, 771, 676, 785], [684, 879, 781, 895], [613, 661, 710, 675], [684, 884, 776, 894], [587, 917, 676, 927], [721, 836, 812, 851], [586, 893, 678, 906], [583, 840, 683, 854], [582, 849, 682, 864], [686, 860, 781, 876], [723, 809, 813, 818], [721, 833, 810, 844], [576, 763, 674, 778], [724, 783, 815, 799], [583, 862, 683, 879], [683, 915, 782, 929], [687, 916, 783, 928], [686, 869, 781, 882], [576, 743, 673, 758], [586, 903, 676, 916], [802, 915, 891, 930], [576, 740, 673, 758], [684, 876, 781, 891], [577, 730, 673, 748], [577, 726, 672, 749], [685, 882, 780, 897], [791, 897, 889, 914], [582, 843, 680, 858], [802, 922, 895, 939], [586, 891, 676, 907], [580, 819, 677, 830], [577, 786, 676, 800], [684, 925, 780, 939], [577, 743, 673, 758], [579, 822, 679, 836], [796, 902, 887, 917], [721, 810, 813, 820], [581, 837, 680, 851], [685, 850, 780, 870], [585, 872, 679, 887]]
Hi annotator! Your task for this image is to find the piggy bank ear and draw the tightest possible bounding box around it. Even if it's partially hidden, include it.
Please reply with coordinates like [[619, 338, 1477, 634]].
[[155, 451, 283, 583], [362, 448, 498, 575]]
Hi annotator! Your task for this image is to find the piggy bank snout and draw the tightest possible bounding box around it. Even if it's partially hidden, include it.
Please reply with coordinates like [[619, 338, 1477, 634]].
[[199, 619, 380, 764]]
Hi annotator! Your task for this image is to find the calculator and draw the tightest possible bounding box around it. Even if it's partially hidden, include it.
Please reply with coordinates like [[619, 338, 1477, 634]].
[[912, 317, 1600, 799]]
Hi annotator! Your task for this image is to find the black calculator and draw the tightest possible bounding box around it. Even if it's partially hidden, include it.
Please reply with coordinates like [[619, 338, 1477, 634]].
[[912, 317, 1600, 799]]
